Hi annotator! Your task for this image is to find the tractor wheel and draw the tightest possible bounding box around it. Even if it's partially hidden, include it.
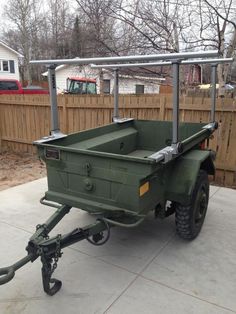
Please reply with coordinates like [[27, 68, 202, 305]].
[[175, 170, 209, 240]]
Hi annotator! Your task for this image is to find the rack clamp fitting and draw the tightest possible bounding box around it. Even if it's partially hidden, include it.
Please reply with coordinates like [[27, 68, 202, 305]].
[[148, 142, 183, 163]]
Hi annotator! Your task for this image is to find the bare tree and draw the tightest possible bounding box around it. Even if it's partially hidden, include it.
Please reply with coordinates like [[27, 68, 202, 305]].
[[108, 0, 193, 54], [47, 0, 73, 58], [3, 0, 76, 80], [70, 15, 83, 57], [122, 0, 236, 93], [3, 0, 234, 90], [76, 0, 121, 56], [4, 0, 43, 83], [182, 0, 236, 95], [202, 0, 236, 96]]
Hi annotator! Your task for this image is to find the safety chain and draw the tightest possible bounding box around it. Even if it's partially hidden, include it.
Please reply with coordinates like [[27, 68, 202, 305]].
[[40, 234, 63, 296], [40, 234, 62, 277], [51, 234, 62, 275]]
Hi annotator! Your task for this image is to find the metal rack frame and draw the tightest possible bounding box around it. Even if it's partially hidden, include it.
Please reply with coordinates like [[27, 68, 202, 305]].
[[30, 52, 233, 153]]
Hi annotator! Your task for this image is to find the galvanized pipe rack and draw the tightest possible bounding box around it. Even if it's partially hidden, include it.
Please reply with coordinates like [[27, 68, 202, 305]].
[[91, 57, 233, 127], [113, 69, 119, 120], [30, 51, 234, 146], [90, 57, 233, 146], [30, 51, 218, 66], [172, 60, 180, 145], [210, 64, 217, 123], [90, 58, 233, 69], [47, 65, 60, 134]]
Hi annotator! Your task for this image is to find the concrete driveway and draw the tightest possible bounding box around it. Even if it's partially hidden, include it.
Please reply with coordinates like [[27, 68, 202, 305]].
[[0, 178, 235, 314]]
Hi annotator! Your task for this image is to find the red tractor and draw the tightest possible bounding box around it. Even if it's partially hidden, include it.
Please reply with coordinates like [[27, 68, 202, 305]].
[[65, 77, 97, 94]]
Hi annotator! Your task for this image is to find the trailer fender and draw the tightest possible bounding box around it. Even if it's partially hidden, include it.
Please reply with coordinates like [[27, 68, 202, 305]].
[[165, 149, 215, 205]]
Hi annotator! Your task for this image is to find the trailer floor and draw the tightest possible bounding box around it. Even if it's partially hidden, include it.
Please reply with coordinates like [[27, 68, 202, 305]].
[[0, 178, 235, 314]]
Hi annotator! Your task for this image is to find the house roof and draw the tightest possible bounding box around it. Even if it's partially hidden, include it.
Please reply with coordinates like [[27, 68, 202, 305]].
[[68, 77, 97, 83], [0, 41, 23, 58], [42, 64, 67, 76], [117, 74, 165, 82], [42, 63, 165, 81]]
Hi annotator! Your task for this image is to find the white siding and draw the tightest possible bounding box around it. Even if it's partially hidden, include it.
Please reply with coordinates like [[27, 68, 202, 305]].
[[0, 45, 20, 80], [51, 65, 160, 94], [103, 73, 160, 94]]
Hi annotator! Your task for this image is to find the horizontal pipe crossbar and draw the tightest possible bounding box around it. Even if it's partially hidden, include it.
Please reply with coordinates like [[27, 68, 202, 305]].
[[91, 58, 233, 69], [30, 51, 218, 66]]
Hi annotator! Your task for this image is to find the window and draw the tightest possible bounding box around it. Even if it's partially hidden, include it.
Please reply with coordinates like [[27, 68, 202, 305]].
[[69, 81, 83, 93], [135, 84, 144, 94], [3, 61, 9, 71], [103, 79, 110, 94], [0, 60, 10, 72], [87, 82, 96, 94], [0, 81, 18, 90]]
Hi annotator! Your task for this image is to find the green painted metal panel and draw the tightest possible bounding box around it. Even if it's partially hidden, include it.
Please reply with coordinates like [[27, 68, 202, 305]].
[[165, 149, 214, 204], [36, 120, 213, 216]]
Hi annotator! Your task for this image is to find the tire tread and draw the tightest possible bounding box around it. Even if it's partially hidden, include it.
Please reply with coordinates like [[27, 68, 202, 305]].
[[175, 170, 209, 240]]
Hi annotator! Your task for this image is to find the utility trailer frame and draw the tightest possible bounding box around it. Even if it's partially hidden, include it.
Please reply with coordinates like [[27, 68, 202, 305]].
[[0, 51, 233, 295]]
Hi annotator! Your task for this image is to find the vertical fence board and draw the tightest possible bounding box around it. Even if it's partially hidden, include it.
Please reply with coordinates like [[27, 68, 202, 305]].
[[0, 94, 235, 188]]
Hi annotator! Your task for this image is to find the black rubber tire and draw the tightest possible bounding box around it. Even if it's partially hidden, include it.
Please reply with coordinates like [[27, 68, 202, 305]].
[[175, 170, 209, 240]]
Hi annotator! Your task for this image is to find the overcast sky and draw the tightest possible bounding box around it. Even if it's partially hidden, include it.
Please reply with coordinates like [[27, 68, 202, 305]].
[[0, 0, 7, 33], [0, 0, 76, 35]]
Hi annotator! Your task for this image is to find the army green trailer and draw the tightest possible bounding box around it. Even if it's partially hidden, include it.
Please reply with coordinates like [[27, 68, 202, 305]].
[[0, 51, 233, 296]]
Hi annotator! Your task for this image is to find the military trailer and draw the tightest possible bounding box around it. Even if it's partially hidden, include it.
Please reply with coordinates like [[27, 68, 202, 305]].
[[0, 51, 233, 295]]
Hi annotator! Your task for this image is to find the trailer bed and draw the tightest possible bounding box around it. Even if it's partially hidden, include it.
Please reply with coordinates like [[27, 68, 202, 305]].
[[36, 120, 212, 216]]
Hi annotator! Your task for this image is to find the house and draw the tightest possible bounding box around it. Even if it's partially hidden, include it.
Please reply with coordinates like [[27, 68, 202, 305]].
[[0, 41, 23, 81], [42, 64, 165, 94]]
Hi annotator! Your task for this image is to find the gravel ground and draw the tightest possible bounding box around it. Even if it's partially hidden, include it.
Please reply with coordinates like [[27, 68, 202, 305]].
[[0, 152, 46, 191]]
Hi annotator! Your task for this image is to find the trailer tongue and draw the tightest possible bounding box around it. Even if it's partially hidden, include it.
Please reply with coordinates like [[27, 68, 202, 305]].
[[0, 51, 233, 295]]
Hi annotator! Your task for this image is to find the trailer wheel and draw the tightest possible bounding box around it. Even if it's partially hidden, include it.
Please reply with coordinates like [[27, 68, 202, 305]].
[[175, 170, 209, 240]]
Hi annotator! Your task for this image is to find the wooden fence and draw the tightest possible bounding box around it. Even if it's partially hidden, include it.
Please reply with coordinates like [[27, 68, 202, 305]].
[[0, 94, 236, 188]]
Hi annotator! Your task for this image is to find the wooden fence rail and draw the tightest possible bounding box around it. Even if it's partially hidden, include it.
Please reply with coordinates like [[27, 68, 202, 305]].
[[0, 94, 236, 188]]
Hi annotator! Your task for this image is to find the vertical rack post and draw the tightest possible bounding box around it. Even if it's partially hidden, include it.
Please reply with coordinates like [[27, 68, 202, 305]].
[[47, 64, 60, 134], [113, 69, 119, 120], [172, 60, 180, 146], [210, 64, 217, 122]]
